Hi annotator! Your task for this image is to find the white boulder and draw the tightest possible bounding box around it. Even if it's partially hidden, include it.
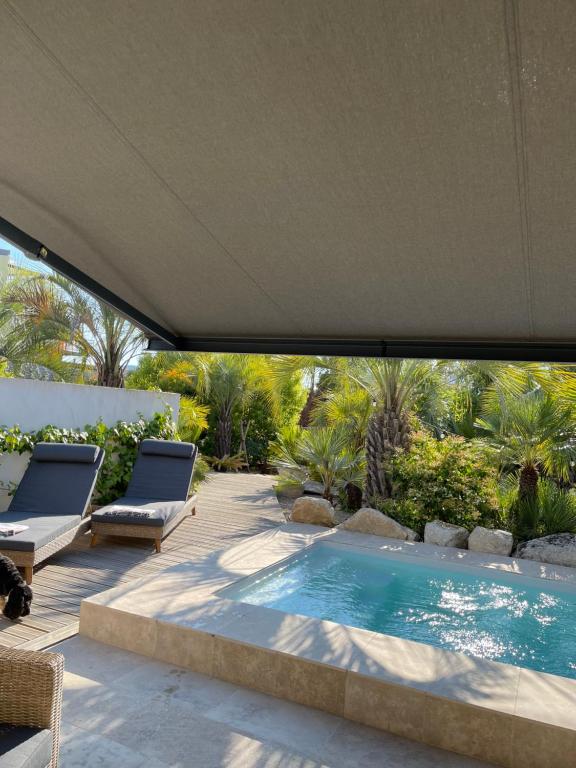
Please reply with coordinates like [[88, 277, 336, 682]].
[[424, 520, 469, 548], [515, 533, 576, 568], [339, 507, 419, 541], [468, 526, 513, 557], [290, 496, 335, 527]]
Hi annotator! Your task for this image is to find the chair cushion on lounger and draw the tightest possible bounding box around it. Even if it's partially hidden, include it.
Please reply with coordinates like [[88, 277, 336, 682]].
[[127, 446, 197, 502], [140, 439, 195, 459], [92, 497, 185, 527], [0, 512, 82, 552], [9, 444, 104, 517], [0, 724, 52, 768], [33, 443, 101, 464]]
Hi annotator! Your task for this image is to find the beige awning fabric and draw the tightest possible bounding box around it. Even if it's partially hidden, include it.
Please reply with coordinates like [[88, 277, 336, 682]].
[[1, 1, 575, 352]]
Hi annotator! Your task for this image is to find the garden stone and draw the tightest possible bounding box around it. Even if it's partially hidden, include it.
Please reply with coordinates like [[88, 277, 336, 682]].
[[424, 520, 469, 548], [468, 526, 513, 556], [516, 533, 576, 568], [290, 496, 335, 527], [339, 507, 419, 541]]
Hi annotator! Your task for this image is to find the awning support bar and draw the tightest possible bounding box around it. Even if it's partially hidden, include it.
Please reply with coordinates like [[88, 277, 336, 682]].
[[0, 215, 177, 348], [148, 336, 576, 362]]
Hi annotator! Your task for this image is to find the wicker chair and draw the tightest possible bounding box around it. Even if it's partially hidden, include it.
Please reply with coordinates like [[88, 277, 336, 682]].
[[0, 648, 64, 768]]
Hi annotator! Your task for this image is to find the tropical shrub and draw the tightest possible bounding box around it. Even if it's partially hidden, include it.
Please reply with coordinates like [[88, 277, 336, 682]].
[[0, 410, 178, 504], [271, 425, 365, 503], [380, 431, 499, 535], [502, 478, 576, 541], [476, 388, 575, 502]]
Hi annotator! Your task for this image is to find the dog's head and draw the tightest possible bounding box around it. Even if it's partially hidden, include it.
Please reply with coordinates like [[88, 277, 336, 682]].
[[3, 584, 33, 620]]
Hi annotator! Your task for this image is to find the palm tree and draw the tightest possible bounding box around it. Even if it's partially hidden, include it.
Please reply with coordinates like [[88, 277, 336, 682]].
[[476, 388, 575, 501], [311, 382, 372, 451], [0, 273, 144, 386], [267, 355, 332, 426], [272, 424, 365, 502], [344, 359, 438, 503], [162, 354, 275, 464]]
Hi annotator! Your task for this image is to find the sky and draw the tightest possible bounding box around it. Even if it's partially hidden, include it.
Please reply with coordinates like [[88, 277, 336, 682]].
[[0, 235, 50, 274]]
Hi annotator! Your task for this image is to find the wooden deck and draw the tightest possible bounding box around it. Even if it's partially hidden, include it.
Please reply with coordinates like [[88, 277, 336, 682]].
[[0, 473, 284, 651]]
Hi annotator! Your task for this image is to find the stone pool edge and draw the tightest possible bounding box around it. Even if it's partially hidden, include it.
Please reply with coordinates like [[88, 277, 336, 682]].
[[79, 523, 576, 768]]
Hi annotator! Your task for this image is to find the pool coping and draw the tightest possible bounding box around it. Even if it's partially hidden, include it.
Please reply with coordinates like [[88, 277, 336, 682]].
[[79, 523, 576, 768]]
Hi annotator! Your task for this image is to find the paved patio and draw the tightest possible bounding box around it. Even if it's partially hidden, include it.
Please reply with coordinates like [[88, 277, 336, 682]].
[[0, 473, 284, 650], [52, 635, 495, 768]]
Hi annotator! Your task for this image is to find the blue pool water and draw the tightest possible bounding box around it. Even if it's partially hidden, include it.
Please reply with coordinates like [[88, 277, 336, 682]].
[[221, 542, 576, 679]]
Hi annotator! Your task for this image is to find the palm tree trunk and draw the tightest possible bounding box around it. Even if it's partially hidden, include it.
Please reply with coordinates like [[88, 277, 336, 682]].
[[365, 412, 386, 501], [365, 406, 411, 504], [239, 418, 251, 470], [215, 410, 232, 461], [519, 464, 539, 500], [345, 482, 363, 511], [98, 368, 124, 387]]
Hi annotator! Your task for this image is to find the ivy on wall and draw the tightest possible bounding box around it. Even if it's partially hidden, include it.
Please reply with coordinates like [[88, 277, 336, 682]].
[[0, 410, 177, 505]]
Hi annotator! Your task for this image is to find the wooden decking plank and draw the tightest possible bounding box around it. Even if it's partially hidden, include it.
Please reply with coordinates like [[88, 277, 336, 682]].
[[0, 472, 282, 650]]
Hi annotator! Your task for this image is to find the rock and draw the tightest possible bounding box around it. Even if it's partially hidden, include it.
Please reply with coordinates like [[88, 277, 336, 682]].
[[424, 520, 469, 548], [515, 533, 576, 568], [468, 526, 513, 557], [290, 496, 335, 527], [339, 507, 419, 541], [302, 480, 325, 497]]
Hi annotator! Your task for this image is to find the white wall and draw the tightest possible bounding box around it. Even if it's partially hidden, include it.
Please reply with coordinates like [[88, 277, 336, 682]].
[[0, 379, 179, 512]]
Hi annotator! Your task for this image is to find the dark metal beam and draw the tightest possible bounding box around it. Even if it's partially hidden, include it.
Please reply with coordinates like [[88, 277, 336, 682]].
[[0, 215, 177, 348], [147, 336, 576, 362]]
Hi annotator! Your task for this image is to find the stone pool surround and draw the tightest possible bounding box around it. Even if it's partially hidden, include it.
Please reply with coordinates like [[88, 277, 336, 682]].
[[79, 524, 576, 768]]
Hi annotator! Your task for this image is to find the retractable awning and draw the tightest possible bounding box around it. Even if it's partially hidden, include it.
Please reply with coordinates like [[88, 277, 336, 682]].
[[1, 1, 576, 360]]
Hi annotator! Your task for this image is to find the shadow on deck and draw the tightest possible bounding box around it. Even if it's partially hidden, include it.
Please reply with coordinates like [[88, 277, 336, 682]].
[[0, 472, 284, 650]]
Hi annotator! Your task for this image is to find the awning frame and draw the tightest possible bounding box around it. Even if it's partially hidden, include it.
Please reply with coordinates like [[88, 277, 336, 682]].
[[4, 214, 576, 363], [0, 215, 177, 348]]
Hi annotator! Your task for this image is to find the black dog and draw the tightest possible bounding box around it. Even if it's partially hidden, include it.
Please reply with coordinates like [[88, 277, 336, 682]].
[[0, 554, 32, 620]]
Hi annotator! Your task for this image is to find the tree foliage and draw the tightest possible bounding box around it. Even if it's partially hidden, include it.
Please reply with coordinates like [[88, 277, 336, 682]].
[[0, 273, 144, 386], [379, 431, 499, 535]]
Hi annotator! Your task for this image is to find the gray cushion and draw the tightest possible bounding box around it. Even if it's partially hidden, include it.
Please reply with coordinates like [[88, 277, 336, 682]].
[[92, 497, 185, 528], [126, 444, 197, 501], [140, 439, 195, 459], [9, 446, 104, 517], [0, 724, 52, 768], [0, 512, 82, 552], [33, 443, 101, 464]]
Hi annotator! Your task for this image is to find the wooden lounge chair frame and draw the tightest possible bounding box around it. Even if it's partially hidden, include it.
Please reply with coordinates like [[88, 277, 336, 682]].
[[0, 518, 92, 585], [90, 493, 198, 553]]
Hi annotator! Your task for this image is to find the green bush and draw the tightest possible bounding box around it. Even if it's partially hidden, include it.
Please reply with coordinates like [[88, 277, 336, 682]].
[[0, 410, 178, 505], [379, 431, 499, 535], [509, 479, 576, 542]]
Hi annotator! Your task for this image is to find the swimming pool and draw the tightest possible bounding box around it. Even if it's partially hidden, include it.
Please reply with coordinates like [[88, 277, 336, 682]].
[[221, 541, 576, 679]]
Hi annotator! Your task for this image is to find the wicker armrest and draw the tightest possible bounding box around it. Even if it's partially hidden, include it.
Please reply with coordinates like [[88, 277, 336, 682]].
[[0, 648, 64, 767]]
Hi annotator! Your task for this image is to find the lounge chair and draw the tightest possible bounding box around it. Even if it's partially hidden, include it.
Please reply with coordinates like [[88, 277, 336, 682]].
[[90, 439, 197, 553], [0, 443, 104, 584], [0, 647, 64, 768]]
